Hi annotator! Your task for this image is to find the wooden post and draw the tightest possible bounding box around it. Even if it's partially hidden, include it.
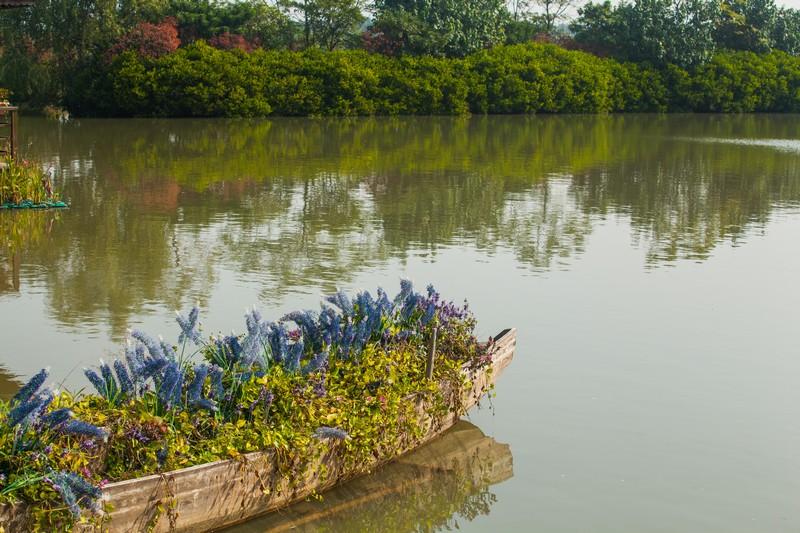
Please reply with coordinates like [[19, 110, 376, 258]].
[[9, 108, 16, 159], [425, 327, 438, 380], [0, 106, 18, 160]]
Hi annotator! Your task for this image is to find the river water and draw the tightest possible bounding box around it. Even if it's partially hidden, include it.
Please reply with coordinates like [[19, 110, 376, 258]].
[[1, 115, 799, 531]]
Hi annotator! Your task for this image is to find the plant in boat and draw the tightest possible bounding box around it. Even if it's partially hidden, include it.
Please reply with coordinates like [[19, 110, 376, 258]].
[[0, 280, 493, 529]]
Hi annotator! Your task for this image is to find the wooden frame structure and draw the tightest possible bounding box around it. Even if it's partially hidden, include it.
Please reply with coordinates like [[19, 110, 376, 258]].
[[0, 106, 18, 159]]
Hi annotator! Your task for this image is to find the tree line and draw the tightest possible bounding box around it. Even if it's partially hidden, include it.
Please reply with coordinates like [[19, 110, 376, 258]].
[[0, 0, 799, 111]]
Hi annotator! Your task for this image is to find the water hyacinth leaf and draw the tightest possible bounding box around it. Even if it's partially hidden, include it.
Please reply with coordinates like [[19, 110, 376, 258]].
[[11, 368, 48, 405]]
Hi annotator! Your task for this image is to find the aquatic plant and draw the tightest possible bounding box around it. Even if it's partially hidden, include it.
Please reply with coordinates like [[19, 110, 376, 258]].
[[0, 156, 59, 205]]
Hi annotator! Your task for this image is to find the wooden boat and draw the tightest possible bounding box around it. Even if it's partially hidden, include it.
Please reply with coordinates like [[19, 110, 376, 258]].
[[1, 328, 516, 532]]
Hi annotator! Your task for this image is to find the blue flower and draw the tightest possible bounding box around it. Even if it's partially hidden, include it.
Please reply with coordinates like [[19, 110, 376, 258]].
[[41, 408, 72, 429], [394, 279, 413, 306], [114, 360, 134, 397], [62, 420, 107, 441], [48, 472, 81, 518], [284, 339, 304, 372], [125, 341, 145, 379], [131, 329, 165, 360], [324, 289, 353, 316], [158, 363, 183, 409], [61, 471, 102, 500], [83, 368, 107, 397], [7, 393, 50, 427], [12, 368, 48, 405], [302, 351, 329, 375], [282, 310, 322, 349], [176, 307, 202, 346], [208, 365, 225, 400], [266, 323, 289, 363]]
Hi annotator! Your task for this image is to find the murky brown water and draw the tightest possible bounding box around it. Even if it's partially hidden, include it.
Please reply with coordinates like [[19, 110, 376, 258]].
[[2, 115, 800, 531]]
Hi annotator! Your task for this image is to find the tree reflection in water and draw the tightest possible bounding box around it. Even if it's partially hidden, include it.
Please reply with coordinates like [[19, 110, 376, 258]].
[[2, 114, 799, 336]]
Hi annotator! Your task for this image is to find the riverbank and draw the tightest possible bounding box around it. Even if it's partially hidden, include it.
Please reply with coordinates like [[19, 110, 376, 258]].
[[65, 43, 800, 117]]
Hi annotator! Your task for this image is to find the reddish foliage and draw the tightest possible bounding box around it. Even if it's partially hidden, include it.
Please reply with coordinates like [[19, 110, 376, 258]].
[[361, 29, 401, 56], [532, 32, 585, 52], [208, 32, 255, 52], [108, 18, 180, 60]]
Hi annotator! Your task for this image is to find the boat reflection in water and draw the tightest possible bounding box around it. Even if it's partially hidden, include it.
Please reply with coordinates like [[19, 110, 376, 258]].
[[226, 420, 512, 533], [0, 365, 22, 400]]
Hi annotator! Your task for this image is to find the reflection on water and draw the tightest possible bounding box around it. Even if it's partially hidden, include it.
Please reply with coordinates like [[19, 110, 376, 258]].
[[225, 420, 512, 533], [3, 115, 798, 336]]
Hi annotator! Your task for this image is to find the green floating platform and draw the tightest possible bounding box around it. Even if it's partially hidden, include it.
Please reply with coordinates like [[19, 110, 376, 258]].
[[0, 200, 69, 210]]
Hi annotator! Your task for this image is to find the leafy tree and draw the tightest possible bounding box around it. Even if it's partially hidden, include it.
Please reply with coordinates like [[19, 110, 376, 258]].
[[371, 0, 507, 56], [532, 0, 584, 33], [571, 0, 719, 68], [771, 8, 800, 55], [715, 0, 777, 52], [504, 16, 547, 45], [241, 2, 296, 49], [0, 0, 122, 105], [280, 0, 364, 50], [108, 18, 181, 59]]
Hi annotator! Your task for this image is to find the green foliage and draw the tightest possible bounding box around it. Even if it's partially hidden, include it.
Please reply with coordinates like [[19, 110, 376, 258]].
[[67, 41, 800, 116], [281, 0, 365, 51], [684, 50, 800, 112], [372, 0, 507, 57], [571, 0, 720, 68]]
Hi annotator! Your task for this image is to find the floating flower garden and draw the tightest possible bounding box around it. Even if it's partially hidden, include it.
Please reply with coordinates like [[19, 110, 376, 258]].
[[0, 156, 66, 209], [0, 281, 514, 530]]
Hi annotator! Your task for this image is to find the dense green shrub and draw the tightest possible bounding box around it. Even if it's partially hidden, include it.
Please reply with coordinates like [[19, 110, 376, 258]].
[[75, 42, 800, 117]]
